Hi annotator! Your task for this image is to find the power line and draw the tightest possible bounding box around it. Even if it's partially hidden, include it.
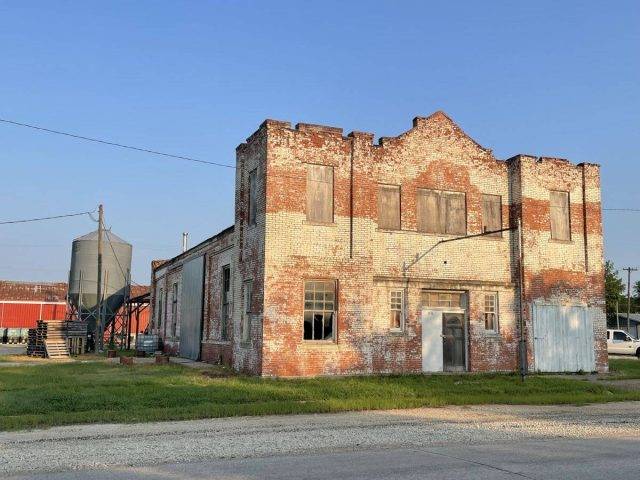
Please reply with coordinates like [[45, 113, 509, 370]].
[[0, 117, 338, 185], [603, 208, 640, 212], [0, 117, 235, 169], [104, 228, 129, 283], [0, 117, 334, 183], [0, 208, 96, 225], [4, 117, 640, 201], [103, 219, 144, 288]]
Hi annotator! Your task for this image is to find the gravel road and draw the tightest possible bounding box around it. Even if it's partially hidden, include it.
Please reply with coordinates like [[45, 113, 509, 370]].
[[1, 401, 639, 477]]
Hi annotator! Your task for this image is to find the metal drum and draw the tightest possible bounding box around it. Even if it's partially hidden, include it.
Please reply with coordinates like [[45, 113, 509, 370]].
[[135, 334, 159, 354]]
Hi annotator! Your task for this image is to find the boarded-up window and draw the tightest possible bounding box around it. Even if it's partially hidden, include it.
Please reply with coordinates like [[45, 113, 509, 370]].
[[306, 164, 333, 223], [157, 288, 164, 329], [482, 194, 502, 236], [550, 190, 570, 240], [445, 192, 466, 235], [378, 185, 400, 230], [417, 189, 466, 235], [171, 283, 178, 336], [241, 280, 252, 343], [221, 266, 231, 341], [248, 169, 257, 226], [417, 189, 443, 233]]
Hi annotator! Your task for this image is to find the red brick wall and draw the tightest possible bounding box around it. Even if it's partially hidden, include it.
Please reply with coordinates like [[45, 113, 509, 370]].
[[151, 112, 606, 376], [201, 342, 233, 366], [233, 126, 267, 374], [248, 111, 606, 376], [514, 156, 606, 372]]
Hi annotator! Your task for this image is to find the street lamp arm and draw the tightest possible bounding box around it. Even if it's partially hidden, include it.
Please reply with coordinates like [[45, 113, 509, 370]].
[[402, 226, 517, 274]]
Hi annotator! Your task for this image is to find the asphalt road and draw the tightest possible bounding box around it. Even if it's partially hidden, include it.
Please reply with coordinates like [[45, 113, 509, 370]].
[[7, 439, 638, 480], [2, 402, 639, 479]]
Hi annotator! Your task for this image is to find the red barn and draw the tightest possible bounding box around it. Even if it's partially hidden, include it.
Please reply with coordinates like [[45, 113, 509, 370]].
[[0, 281, 67, 328], [0, 280, 150, 331]]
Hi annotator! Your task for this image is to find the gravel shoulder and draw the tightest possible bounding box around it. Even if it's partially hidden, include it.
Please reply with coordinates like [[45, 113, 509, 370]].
[[1, 401, 639, 476]]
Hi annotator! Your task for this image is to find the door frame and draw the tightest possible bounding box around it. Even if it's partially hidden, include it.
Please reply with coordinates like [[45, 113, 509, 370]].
[[441, 309, 467, 372], [421, 307, 468, 373]]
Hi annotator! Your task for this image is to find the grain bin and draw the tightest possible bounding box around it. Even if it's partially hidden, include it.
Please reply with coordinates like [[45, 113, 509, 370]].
[[67, 230, 132, 341]]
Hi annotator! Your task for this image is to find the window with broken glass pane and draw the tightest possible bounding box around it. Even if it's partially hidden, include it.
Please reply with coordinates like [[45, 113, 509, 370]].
[[303, 281, 335, 340]]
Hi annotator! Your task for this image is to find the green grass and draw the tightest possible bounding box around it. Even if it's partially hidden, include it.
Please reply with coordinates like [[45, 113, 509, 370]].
[[0, 354, 52, 363], [1, 361, 639, 431], [608, 358, 640, 379]]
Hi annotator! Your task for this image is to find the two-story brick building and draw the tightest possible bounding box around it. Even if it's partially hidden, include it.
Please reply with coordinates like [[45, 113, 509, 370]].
[[150, 111, 606, 376]]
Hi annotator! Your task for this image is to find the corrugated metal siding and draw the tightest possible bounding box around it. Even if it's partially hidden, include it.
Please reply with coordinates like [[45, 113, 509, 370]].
[[0, 302, 67, 328], [532, 303, 595, 372], [179, 256, 205, 360], [0, 301, 150, 331], [130, 309, 151, 333]]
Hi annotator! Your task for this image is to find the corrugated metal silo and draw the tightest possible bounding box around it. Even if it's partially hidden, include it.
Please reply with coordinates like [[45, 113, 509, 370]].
[[68, 230, 132, 337]]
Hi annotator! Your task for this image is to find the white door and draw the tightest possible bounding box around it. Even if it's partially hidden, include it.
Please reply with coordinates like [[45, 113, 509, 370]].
[[422, 309, 443, 372], [532, 303, 595, 372]]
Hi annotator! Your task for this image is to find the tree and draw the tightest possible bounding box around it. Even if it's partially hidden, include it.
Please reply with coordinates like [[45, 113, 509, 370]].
[[605, 260, 624, 318], [633, 280, 640, 313]]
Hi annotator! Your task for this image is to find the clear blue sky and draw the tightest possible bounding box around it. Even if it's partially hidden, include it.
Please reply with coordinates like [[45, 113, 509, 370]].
[[0, 1, 638, 286]]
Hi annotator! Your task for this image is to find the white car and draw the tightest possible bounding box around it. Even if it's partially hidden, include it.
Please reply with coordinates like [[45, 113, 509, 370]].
[[607, 329, 640, 357]]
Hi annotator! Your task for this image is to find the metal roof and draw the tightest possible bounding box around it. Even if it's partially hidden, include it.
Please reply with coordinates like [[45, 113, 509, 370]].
[[615, 313, 640, 324], [73, 229, 130, 244]]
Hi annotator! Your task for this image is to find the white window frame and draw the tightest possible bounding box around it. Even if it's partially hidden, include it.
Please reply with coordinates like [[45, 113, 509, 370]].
[[390, 289, 404, 331], [303, 280, 337, 341], [422, 290, 465, 309], [483, 292, 499, 333]]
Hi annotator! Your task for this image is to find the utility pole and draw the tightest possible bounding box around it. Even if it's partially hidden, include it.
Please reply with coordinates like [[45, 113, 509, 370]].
[[517, 218, 527, 382], [623, 267, 637, 334], [96, 204, 104, 351]]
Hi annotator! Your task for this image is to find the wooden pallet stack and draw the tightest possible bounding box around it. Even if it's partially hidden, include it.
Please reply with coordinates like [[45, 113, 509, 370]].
[[27, 320, 88, 359], [64, 321, 88, 355], [26, 328, 42, 356]]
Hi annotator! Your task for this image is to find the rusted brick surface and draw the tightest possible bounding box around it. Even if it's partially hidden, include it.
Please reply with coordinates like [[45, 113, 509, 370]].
[[151, 111, 606, 376]]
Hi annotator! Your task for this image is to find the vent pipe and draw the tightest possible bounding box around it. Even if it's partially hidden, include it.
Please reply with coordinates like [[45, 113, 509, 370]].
[[182, 232, 189, 252]]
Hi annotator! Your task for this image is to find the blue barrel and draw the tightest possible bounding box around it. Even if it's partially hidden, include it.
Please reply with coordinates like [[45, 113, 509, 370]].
[[20, 328, 30, 343], [6, 328, 21, 344]]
